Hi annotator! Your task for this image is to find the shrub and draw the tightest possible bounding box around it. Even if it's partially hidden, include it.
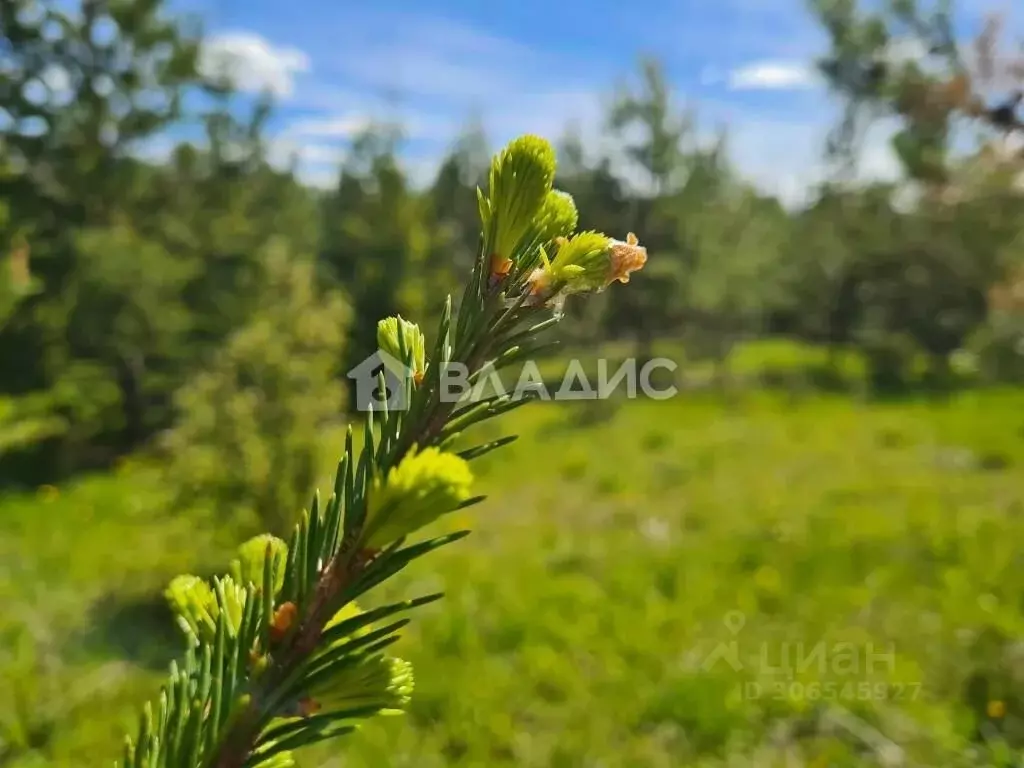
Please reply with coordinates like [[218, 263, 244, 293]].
[[162, 241, 349, 536], [966, 310, 1024, 384]]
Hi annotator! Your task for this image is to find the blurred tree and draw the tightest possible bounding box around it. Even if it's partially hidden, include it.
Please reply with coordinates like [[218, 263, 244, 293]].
[[426, 118, 490, 304], [161, 241, 349, 536], [554, 126, 631, 347], [0, 0, 322, 479], [321, 123, 439, 406], [0, 0, 204, 474], [807, 0, 1024, 388], [608, 58, 690, 195], [605, 58, 694, 361], [429, 117, 488, 251], [0, 0, 202, 220], [0, 212, 37, 333], [775, 189, 859, 366], [678, 178, 791, 382], [61, 222, 195, 450]]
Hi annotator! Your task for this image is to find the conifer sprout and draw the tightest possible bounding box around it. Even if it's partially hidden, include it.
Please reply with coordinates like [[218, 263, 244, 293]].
[[118, 134, 648, 767], [376, 315, 427, 383]]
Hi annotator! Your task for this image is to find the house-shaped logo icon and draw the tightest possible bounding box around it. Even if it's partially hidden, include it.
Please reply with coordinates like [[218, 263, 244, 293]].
[[347, 349, 415, 412], [701, 610, 746, 672]]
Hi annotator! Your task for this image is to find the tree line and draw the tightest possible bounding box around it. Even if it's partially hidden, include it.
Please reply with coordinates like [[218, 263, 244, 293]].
[[1, 0, 1023, 525]]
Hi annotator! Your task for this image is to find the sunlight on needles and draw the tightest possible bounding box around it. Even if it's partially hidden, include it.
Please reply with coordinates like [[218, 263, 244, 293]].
[[116, 133, 648, 768]]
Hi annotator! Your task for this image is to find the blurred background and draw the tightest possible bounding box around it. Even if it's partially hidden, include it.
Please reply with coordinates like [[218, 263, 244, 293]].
[[2, 0, 1024, 765]]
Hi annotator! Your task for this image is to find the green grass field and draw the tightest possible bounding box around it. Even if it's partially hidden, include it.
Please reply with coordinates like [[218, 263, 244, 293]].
[[3, 355, 1024, 766]]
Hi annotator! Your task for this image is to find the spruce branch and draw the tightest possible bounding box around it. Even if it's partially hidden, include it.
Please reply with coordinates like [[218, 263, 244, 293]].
[[116, 134, 649, 768]]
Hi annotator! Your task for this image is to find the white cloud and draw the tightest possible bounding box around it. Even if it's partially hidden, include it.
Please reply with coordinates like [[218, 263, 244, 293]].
[[286, 115, 371, 139], [721, 112, 903, 208], [268, 12, 609, 190], [884, 37, 928, 66], [297, 167, 339, 190], [858, 125, 902, 181], [200, 31, 310, 98], [277, 10, 899, 200], [723, 116, 826, 206], [728, 61, 817, 90], [267, 138, 342, 168], [129, 134, 179, 164], [272, 109, 454, 187], [398, 155, 447, 189], [285, 112, 454, 142], [325, 12, 583, 107], [40, 64, 71, 95]]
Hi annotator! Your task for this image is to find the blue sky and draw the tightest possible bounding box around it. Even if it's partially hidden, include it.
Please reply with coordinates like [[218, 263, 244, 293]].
[[165, 0, 1020, 203]]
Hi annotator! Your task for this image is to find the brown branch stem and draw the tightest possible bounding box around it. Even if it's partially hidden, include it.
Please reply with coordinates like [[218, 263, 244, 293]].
[[210, 550, 365, 768]]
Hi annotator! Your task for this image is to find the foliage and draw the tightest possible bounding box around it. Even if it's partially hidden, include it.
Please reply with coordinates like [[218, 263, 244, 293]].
[[321, 125, 446, 411], [114, 134, 647, 767], [673, 170, 790, 373], [5, 0, 1024, 763], [3, 0, 1024, 489], [0, 237, 37, 334], [0, 224, 58, 465], [161, 243, 349, 537], [0, 0, 320, 481], [967, 311, 1024, 382], [801, 1, 1024, 387], [8, 362, 1024, 765], [968, 264, 1024, 382]]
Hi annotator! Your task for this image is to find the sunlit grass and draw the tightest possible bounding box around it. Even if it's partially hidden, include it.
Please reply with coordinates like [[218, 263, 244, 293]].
[[3, 373, 1024, 765]]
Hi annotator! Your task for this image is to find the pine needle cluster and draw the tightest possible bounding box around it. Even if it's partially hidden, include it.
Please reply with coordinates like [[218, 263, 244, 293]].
[[116, 133, 648, 767]]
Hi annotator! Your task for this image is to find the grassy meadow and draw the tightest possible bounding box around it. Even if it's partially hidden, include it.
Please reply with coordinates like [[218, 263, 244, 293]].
[[2, 342, 1024, 766]]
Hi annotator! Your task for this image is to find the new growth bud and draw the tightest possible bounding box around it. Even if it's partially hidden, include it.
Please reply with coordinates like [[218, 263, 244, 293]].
[[608, 233, 649, 285], [535, 189, 579, 245], [165, 574, 216, 641], [360, 447, 474, 550], [231, 533, 288, 596], [304, 655, 414, 715], [377, 315, 426, 385], [480, 135, 557, 271], [165, 574, 246, 643], [527, 231, 648, 302]]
